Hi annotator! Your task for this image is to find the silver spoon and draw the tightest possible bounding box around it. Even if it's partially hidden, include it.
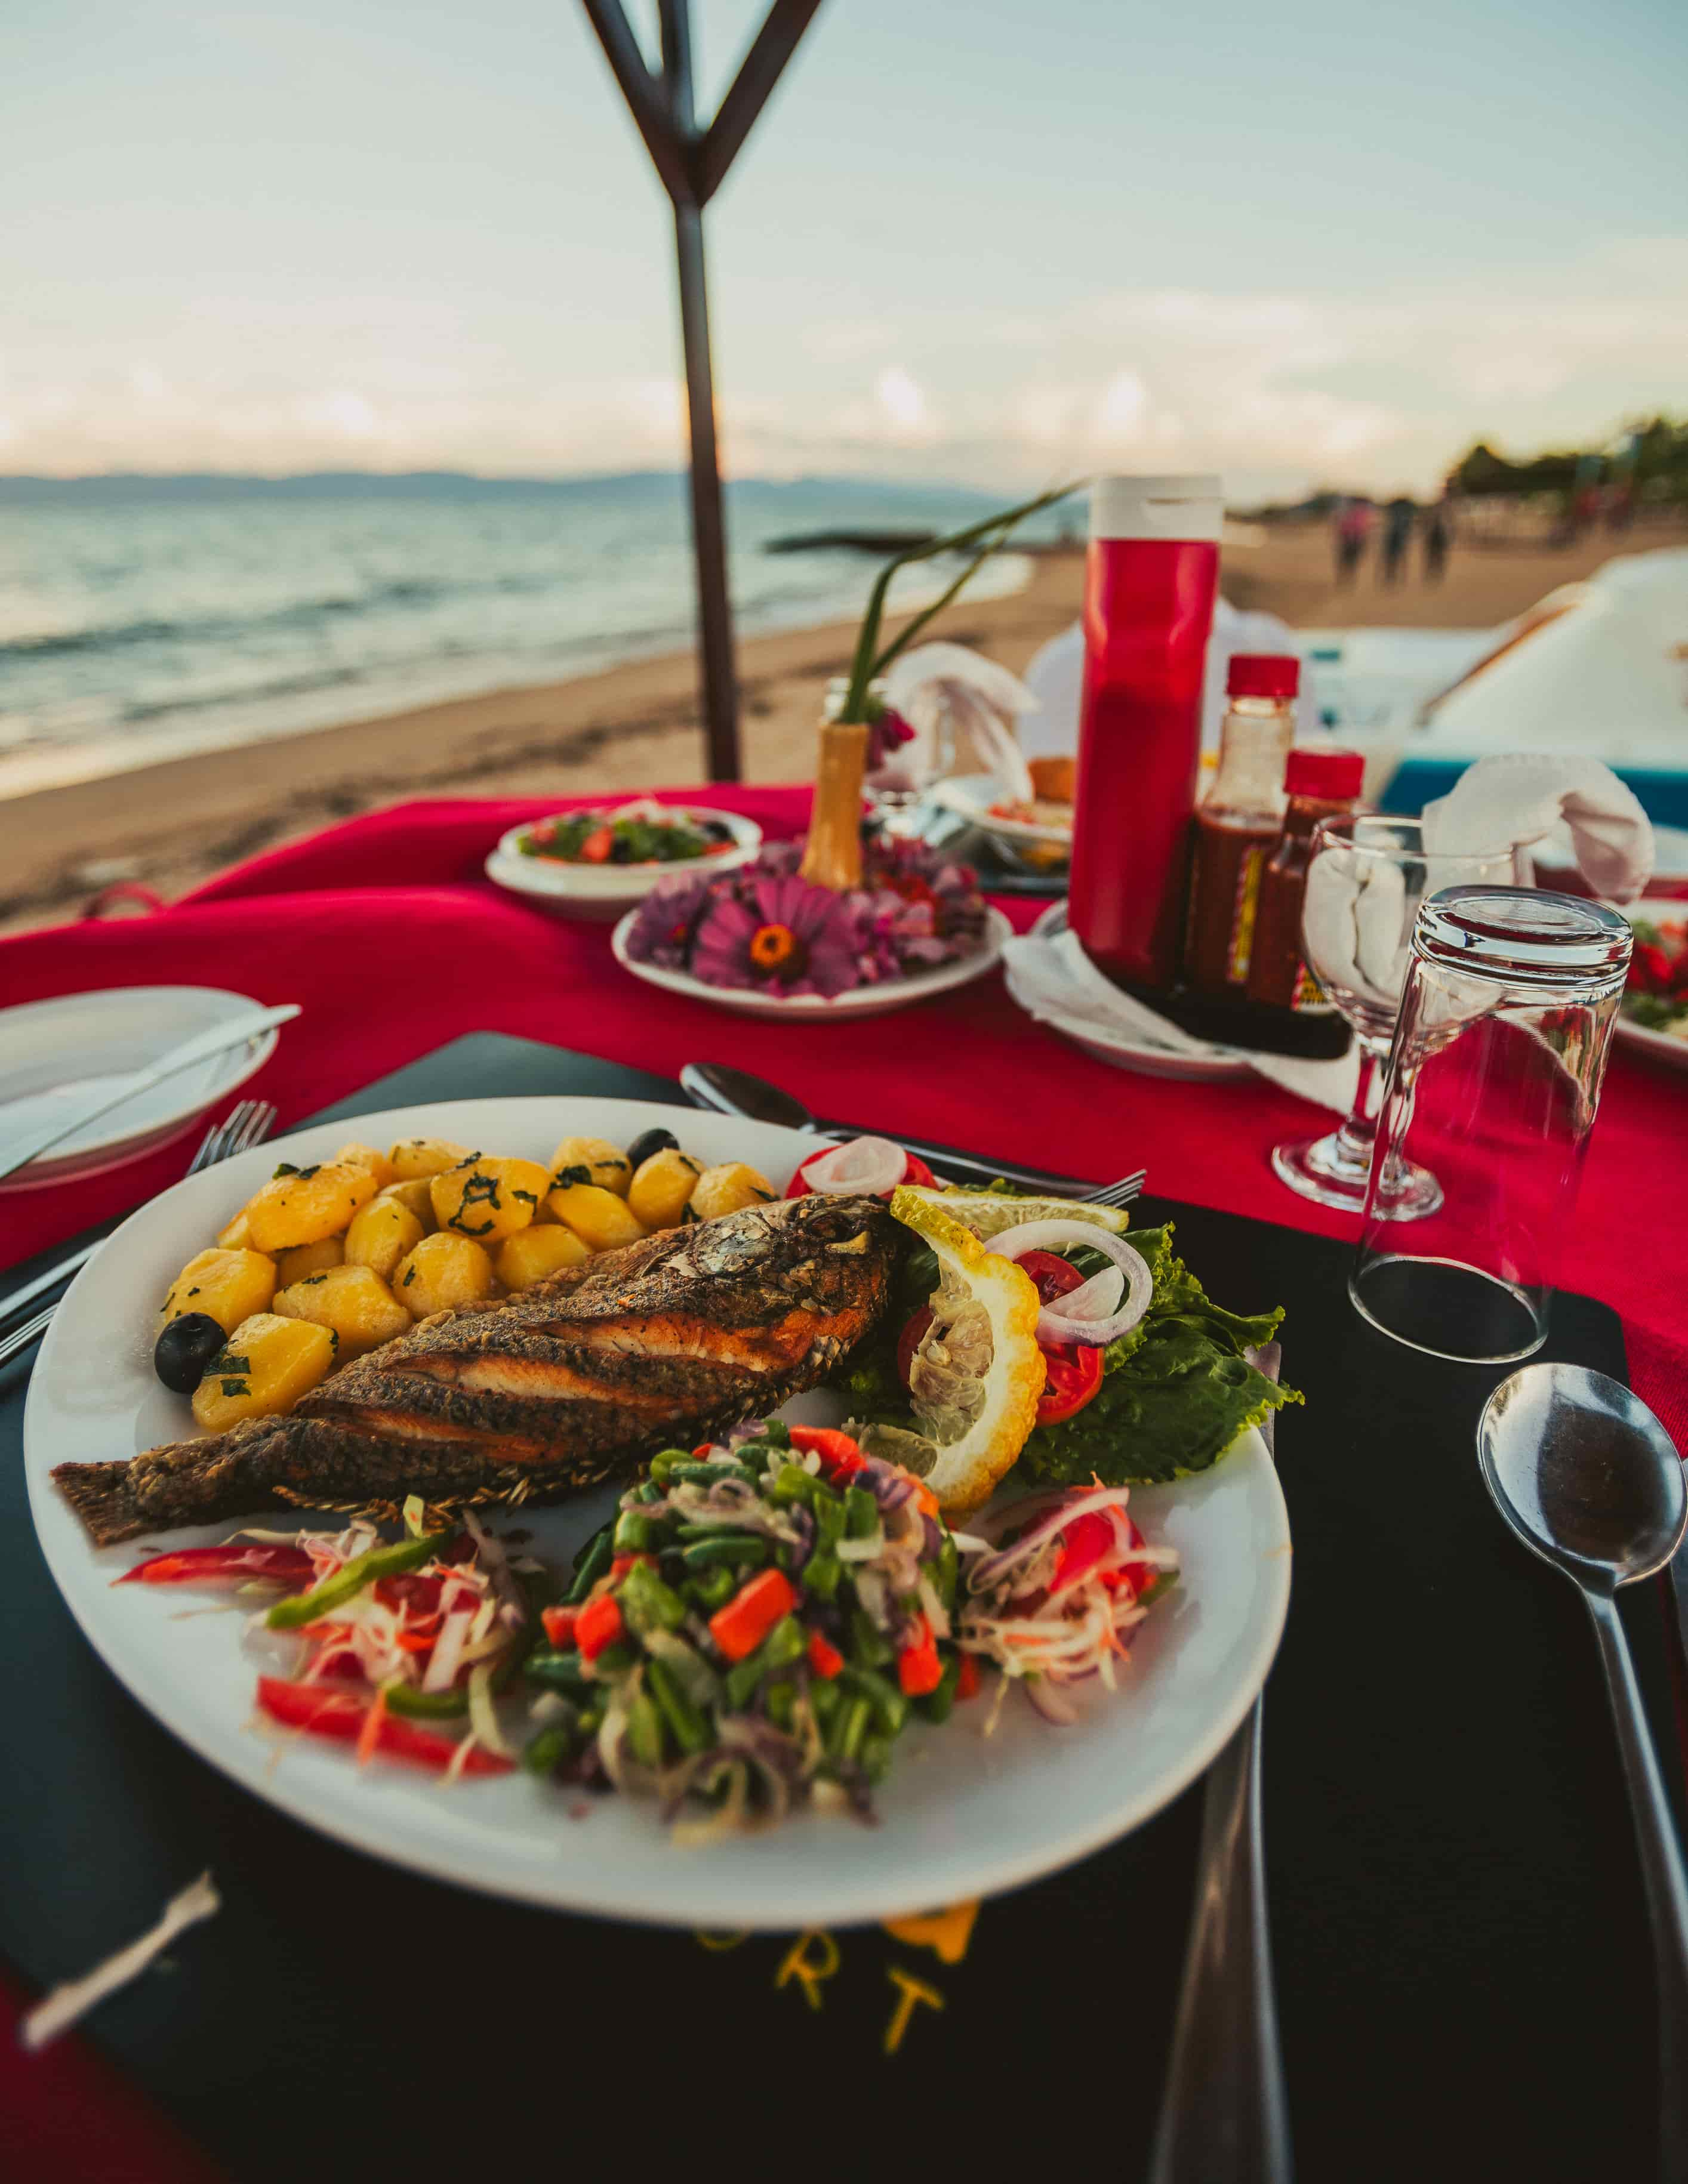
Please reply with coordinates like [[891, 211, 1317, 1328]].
[[1478, 1362, 1688, 2179]]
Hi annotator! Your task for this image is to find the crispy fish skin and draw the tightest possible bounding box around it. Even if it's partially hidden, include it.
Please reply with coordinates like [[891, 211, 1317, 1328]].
[[54, 1193, 902, 1547]]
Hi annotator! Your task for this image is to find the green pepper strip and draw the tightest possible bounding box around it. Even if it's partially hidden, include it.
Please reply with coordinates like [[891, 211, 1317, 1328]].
[[618, 1560, 687, 1635], [915, 1651, 962, 1725], [680, 1534, 769, 1569], [565, 1526, 614, 1604], [670, 1460, 758, 1489], [626, 1691, 666, 1768], [688, 1566, 737, 1613], [845, 1486, 879, 1540], [265, 1531, 452, 1632], [769, 1463, 815, 1508], [840, 1662, 910, 1737], [936, 1536, 959, 1614], [646, 1658, 710, 1755], [612, 1509, 657, 1553], [803, 1551, 842, 1603], [849, 1606, 894, 1669]]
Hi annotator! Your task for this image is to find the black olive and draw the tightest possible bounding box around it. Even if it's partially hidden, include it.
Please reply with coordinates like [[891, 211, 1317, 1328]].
[[624, 1128, 680, 1171], [154, 1312, 227, 1395]]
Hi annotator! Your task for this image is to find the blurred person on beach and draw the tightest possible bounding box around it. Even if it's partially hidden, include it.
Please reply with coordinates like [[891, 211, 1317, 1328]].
[[1422, 499, 1451, 584], [1381, 496, 1417, 584], [1332, 496, 1372, 585]]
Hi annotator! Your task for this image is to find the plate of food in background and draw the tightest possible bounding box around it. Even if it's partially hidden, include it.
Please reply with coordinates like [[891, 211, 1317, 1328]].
[[485, 800, 762, 921], [1617, 899, 1688, 1074], [929, 760, 1075, 871], [28, 1097, 1293, 1929]]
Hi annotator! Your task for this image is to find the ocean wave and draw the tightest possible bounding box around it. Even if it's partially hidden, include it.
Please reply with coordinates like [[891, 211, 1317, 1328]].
[[0, 571, 570, 662]]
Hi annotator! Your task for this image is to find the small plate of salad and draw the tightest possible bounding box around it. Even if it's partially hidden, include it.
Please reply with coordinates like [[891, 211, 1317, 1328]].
[[486, 801, 762, 921], [1618, 900, 1688, 1074]]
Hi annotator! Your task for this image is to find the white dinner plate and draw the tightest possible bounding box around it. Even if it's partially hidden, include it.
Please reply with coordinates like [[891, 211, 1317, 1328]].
[[0, 986, 281, 1195], [930, 772, 1073, 854], [1008, 905, 1255, 1085], [1616, 899, 1688, 1075], [25, 1095, 1290, 1930], [611, 905, 1014, 1020], [485, 805, 762, 923]]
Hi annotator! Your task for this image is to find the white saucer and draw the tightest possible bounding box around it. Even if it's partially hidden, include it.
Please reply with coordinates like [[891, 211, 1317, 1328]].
[[0, 986, 281, 1193], [1005, 904, 1255, 1084], [931, 772, 1073, 853]]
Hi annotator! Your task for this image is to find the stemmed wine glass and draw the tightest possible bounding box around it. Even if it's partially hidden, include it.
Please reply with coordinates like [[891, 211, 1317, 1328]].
[[1271, 815, 1518, 1219]]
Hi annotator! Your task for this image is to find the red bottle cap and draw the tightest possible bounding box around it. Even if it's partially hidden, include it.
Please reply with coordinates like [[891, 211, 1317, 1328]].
[[1227, 653, 1301, 699], [1284, 746, 1364, 800]]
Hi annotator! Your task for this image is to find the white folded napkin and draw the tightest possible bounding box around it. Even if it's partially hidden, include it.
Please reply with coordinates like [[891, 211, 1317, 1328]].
[[1421, 753, 1654, 900], [878, 642, 1038, 800], [1002, 924, 1361, 1114]]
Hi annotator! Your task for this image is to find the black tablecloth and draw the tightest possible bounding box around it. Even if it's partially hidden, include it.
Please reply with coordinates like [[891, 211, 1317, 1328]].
[[4, 1034, 1679, 2182]]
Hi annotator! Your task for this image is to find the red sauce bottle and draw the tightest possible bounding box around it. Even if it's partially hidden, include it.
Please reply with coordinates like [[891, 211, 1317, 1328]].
[[1067, 476, 1222, 992], [1184, 655, 1297, 997], [1245, 746, 1365, 1054]]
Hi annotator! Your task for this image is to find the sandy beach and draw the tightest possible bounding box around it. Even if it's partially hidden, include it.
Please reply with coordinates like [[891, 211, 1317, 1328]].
[[1, 516, 1678, 937]]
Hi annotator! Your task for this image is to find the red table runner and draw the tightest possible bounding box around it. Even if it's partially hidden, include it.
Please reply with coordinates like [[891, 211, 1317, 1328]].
[[3, 784, 1686, 2182]]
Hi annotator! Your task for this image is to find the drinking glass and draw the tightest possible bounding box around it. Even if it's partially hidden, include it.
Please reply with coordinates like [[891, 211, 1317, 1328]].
[[1349, 885, 1631, 1364], [1271, 816, 1517, 1219]]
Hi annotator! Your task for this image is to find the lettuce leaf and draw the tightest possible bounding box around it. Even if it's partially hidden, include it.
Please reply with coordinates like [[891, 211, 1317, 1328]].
[[839, 1220, 1299, 1488]]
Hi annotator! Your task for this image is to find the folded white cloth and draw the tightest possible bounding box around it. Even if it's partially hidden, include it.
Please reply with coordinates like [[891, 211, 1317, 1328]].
[[876, 642, 1037, 799], [1002, 924, 1360, 1114], [1421, 752, 1654, 901]]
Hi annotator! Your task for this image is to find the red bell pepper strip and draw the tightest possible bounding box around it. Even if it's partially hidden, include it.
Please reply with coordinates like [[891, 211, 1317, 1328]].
[[574, 1591, 624, 1661], [117, 1543, 314, 1590], [788, 1425, 865, 1481], [806, 1629, 844, 1680], [708, 1568, 797, 1662], [955, 1651, 982, 1702], [541, 1605, 579, 1649], [897, 1615, 944, 1696], [1050, 1509, 1117, 1593], [255, 1679, 512, 1775], [609, 1553, 656, 1583], [580, 825, 615, 863]]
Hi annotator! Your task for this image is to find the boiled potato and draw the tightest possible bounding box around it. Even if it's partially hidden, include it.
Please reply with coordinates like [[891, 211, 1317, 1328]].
[[215, 1207, 255, 1251], [394, 1232, 497, 1318], [274, 1263, 412, 1359], [159, 1247, 276, 1335], [334, 1140, 398, 1190], [274, 1236, 344, 1287], [689, 1161, 777, 1223], [388, 1136, 474, 1183], [344, 1195, 426, 1281], [551, 1136, 633, 1198], [374, 1177, 439, 1231], [243, 1159, 378, 1253], [628, 1147, 703, 1230], [430, 1155, 552, 1244], [192, 1313, 335, 1432], [547, 1180, 647, 1251], [496, 1224, 590, 1291]]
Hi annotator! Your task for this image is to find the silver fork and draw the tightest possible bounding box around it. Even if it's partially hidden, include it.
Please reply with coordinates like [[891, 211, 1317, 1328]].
[[1080, 1167, 1146, 1211], [0, 1099, 277, 1372]]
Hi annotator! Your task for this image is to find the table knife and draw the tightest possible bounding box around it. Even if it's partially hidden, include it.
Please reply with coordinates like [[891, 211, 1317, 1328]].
[[0, 1005, 299, 1187]]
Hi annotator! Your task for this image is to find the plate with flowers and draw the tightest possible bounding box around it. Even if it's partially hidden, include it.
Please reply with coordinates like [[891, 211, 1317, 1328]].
[[611, 838, 1012, 1019]]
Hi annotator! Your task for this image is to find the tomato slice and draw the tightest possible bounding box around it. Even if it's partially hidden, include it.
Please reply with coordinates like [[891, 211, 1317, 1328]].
[[1037, 1341, 1103, 1424], [1018, 1249, 1105, 1425]]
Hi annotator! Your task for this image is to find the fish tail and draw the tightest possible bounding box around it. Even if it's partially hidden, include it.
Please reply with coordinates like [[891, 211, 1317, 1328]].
[[50, 1461, 149, 1547]]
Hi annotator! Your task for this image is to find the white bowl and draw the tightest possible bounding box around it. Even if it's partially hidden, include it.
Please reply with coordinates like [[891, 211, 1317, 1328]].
[[0, 986, 281, 1195], [485, 805, 762, 923]]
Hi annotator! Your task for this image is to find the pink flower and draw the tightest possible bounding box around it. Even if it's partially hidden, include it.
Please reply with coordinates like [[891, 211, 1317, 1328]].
[[689, 871, 867, 997]]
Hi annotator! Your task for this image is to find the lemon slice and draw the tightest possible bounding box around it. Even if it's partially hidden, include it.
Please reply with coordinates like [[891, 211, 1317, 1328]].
[[899, 1185, 1129, 1242], [882, 1186, 1046, 1516]]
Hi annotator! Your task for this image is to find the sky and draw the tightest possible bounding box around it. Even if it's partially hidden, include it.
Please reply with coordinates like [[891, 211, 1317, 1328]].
[[4, 0, 1686, 498]]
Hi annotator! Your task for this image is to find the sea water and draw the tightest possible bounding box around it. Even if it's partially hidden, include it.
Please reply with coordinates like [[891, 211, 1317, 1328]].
[[0, 473, 1041, 798]]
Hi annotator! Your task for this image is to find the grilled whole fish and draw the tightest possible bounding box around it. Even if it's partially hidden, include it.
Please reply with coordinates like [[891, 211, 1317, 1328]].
[[54, 1192, 902, 1547]]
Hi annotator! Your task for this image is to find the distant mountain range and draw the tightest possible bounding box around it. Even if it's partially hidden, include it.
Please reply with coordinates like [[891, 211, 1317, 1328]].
[[0, 468, 1009, 507]]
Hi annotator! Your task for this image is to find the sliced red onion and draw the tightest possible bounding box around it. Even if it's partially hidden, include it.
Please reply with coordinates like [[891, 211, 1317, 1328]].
[[987, 1217, 1154, 1348], [797, 1136, 908, 1196]]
